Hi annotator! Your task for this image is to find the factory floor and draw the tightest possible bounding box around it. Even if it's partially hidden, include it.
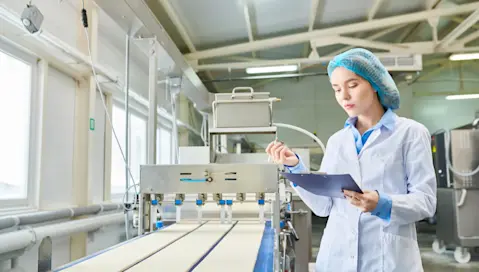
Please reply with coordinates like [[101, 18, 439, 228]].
[[310, 217, 479, 271]]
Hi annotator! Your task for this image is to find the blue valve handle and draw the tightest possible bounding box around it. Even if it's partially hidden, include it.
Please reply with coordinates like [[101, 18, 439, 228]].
[[180, 178, 207, 182]]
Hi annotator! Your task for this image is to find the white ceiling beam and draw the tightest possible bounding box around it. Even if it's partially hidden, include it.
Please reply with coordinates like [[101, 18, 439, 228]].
[[194, 57, 325, 70], [242, 1, 254, 42], [438, 9, 479, 48], [192, 41, 479, 71], [309, 0, 321, 31], [329, 24, 406, 56], [158, 0, 221, 92], [368, 0, 385, 21], [241, 0, 256, 57], [453, 29, 479, 46], [184, 2, 479, 61], [334, 36, 409, 52], [192, 53, 422, 71], [158, 0, 196, 52], [310, 36, 408, 53]]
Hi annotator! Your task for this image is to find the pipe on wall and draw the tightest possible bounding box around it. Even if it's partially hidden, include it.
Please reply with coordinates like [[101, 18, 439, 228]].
[[0, 213, 124, 256], [0, 203, 122, 232]]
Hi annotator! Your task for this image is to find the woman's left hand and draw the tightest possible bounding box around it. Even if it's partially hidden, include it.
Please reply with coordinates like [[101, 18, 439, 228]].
[[343, 190, 379, 212]]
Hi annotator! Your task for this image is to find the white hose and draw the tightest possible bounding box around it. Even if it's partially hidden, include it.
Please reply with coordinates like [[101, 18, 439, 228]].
[[457, 188, 467, 207], [273, 123, 326, 154]]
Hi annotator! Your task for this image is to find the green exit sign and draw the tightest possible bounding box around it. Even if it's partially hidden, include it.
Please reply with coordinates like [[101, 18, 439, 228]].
[[89, 118, 95, 131]]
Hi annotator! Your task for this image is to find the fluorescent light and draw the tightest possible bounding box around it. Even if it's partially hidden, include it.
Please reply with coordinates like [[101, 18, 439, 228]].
[[449, 53, 479, 61], [246, 65, 298, 74], [446, 94, 479, 100]]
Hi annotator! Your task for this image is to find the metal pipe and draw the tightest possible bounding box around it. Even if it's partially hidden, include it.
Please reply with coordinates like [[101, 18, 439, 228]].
[[148, 40, 158, 165], [202, 72, 327, 82], [0, 204, 122, 232], [124, 34, 131, 240], [124, 34, 131, 203], [171, 92, 179, 164], [0, 213, 124, 256]]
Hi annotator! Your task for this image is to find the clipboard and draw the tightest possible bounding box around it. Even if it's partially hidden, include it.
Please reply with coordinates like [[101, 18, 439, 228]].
[[281, 172, 363, 198]]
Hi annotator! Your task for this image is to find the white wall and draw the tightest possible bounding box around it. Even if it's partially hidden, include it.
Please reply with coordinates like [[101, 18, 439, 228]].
[[9, 66, 126, 272], [411, 66, 479, 133], [39, 67, 76, 210], [413, 95, 479, 133], [0, 0, 206, 269]]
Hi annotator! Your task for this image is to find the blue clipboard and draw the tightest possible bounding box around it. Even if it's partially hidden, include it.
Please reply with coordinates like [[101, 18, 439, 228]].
[[281, 172, 363, 198]]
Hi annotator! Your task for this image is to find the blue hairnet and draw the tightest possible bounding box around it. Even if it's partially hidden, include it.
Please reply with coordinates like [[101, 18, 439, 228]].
[[327, 48, 400, 110]]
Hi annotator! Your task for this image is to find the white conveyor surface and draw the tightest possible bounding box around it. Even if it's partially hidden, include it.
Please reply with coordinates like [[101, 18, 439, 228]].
[[60, 223, 201, 272], [126, 221, 233, 271], [192, 221, 265, 272]]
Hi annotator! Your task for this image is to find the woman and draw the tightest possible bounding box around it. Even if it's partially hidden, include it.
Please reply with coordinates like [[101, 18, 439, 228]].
[[266, 48, 436, 272]]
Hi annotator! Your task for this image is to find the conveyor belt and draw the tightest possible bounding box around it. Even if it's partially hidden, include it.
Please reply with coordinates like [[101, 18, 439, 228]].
[[56, 223, 202, 272], [191, 221, 267, 272], [125, 222, 235, 271], [55, 221, 272, 272]]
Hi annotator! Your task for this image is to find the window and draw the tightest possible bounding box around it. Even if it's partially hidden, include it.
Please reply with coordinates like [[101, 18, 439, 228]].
[[110, 105, 147, 198], [157, 126, 172, 164], [0, 46, 34, 205]]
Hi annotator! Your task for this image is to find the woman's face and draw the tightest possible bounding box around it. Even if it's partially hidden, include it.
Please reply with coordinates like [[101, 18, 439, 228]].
[[330, 67, 378, 117]]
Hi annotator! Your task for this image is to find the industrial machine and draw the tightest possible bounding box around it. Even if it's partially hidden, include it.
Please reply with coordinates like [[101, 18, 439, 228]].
[[53, 87, 314, 272], [431, 121, 479, 264]]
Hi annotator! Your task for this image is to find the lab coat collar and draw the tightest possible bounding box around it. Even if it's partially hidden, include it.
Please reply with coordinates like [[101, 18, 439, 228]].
[[344, 108, 397, 131]]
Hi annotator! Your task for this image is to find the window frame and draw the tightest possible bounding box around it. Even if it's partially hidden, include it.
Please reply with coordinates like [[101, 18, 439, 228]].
[[109, 101, 149, 201], [109, 98, 176, 201], [0, 39, 39, 210]]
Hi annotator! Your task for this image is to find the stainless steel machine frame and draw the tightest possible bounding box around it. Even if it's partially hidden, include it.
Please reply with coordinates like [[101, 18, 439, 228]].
[[433, 127, 479, 264], [135, 86, 288, 271]]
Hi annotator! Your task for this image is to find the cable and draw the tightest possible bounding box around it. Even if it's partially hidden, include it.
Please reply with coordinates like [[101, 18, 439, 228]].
[[81, 9, 138, 211]]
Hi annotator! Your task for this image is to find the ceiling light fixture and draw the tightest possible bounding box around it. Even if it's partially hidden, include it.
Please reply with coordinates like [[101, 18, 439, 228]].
[[445, 94, 479, 100], [246, 64, 298, 74], [449, 53, 479, 61]]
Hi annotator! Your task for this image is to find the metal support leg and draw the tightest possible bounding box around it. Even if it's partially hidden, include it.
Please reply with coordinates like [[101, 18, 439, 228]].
[[138, 193, 144, 236], [274, 190, 281, 272]]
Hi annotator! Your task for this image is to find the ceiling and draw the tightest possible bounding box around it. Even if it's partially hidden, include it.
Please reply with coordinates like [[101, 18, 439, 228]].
[[145, 0, 479, 93]]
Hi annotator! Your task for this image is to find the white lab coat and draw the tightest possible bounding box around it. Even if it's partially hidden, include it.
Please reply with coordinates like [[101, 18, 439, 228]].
[[291, 115, 437, 272]]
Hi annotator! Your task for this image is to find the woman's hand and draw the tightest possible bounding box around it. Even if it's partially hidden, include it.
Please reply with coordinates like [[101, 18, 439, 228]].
[[343, 190, 379, 212], [265, 141, 299, 167]]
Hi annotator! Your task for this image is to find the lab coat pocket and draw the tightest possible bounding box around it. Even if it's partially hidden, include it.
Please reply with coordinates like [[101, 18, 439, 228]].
[[381, 232, 422, 272]]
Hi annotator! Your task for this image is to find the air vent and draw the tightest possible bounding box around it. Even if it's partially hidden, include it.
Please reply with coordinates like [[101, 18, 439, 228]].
[[377, 54, 423, 71]]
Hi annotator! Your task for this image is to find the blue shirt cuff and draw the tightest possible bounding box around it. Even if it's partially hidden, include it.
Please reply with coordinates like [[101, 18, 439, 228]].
[[285, 154, 307, 187], [371, 191, 392, 221], [285, 154, 306, 171]]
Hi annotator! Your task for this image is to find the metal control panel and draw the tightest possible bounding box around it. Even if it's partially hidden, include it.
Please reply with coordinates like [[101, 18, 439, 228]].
[[140, 163, 279, 194]]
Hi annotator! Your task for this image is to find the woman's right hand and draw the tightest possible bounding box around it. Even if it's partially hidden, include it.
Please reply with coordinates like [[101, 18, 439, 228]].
[[265, 141, 299, 167]]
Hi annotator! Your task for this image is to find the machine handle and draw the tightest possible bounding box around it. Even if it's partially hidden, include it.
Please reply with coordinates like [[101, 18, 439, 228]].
[[231, 87, 254, 99], [232, 87, 254, 94]]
